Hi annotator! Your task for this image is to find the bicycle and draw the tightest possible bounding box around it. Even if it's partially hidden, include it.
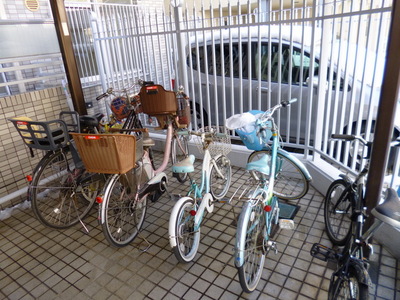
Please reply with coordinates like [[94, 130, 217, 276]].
[[226, 99, 312, 293], [8, 111, 105, 230], [79, 82, 191, 247], [323, 134, 400, 246], [168, 126, 232, 262], [311, 134, 400, 299]]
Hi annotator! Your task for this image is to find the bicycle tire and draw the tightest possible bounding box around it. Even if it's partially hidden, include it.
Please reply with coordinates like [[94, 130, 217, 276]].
[[248, 150, 309, 200], [171, 134, 189, 183], [329, 267, 370, 300], [209, 155, 232, 200], [101, 164, 148, 247], [236, 195, 266, 293], [324, 179, 353, 246], [30, 150, 98, 229], [171, 198, 200, 263]]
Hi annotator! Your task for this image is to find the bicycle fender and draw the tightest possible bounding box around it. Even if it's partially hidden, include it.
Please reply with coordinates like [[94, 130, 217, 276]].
[[339, 174, 352, 185], [169, 196, 194, 248], [277, 149, 312, 181], [99, 174, 121, 225], [349, 259, 372, 287]]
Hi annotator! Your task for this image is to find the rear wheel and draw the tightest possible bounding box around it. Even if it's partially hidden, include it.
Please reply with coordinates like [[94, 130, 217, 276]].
[[30, 150, 98, 229], [248, 150, 309, 200], [329, 267, 369, 300], [101, 164, 148, 247], [324, 179, 353, 246], [171, 198, 200, 263], [236, 196, 266, 293]]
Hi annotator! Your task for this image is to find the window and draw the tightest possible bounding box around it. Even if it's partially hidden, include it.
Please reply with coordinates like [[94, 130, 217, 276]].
[[190, 43, 249, 78]]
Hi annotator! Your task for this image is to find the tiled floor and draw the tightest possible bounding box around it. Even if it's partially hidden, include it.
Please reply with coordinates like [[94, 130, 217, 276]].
[[0, 151, 399, 300]]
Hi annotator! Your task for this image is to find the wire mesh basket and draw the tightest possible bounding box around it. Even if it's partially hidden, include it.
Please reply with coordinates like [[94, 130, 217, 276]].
[[193, 126, 231, 157]]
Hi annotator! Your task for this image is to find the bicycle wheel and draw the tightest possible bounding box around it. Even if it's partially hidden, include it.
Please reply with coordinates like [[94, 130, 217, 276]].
[[324, 179, 353, 246], [248, 150, 309, 200], [236, 196, 266, 293], [171, 134, 189, 183], [170, 197, 200, 263], [209, 155, 232, 200], [329, 267, 369, 300], [30, 150, 98, 229], [101, 164, 148, 247]]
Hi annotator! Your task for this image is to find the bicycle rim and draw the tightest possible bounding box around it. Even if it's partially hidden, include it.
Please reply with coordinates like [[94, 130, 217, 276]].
[[30, 150, 97, 229], [210, 155, 232, 200], [329, 268, 369, 300], [102, 166, 148, 247], [236, 200, 266, 293], [171, 135, 189, 183], [248, 150, 309, 200], [172, 198, 200, 262], [324, 179, 352, 246]]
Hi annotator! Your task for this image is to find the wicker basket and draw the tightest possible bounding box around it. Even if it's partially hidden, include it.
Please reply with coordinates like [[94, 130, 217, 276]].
[[139, 85, 178, 116], [71, 133, 139, 174]]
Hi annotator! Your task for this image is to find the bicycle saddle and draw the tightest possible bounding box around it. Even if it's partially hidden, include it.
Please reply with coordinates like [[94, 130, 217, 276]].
[[79, 113, 104, 128], [371, 188, 400, 229], [246, 155, 271, 175], [172, 154, 195, 173]]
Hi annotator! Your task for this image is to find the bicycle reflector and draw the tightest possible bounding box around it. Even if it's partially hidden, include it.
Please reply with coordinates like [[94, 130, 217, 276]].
[[84, 135, 100, 140], [264, 205, 272, 212], [26, 175, 33, 182], [95, 196, 103, 204], [190, 210, 196, 216]]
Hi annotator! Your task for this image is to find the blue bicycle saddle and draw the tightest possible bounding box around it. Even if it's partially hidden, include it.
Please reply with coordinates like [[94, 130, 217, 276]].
[[172, 154, 195, 173], [246, 155, 271, 175]]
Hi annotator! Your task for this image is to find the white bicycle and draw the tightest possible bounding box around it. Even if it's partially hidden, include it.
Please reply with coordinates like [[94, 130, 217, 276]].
[[168, 126, 232, 262]]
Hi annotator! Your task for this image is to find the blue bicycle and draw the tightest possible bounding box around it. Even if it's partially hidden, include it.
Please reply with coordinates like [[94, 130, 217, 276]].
[[227, 99, 312, 292]]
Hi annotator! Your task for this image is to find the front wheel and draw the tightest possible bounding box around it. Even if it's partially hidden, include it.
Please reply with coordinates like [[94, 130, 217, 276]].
[[170, 198, 200, 263], [30, 150, 98, 229], [209, 155, 232, 200], [329, 267, 369, 300], [248, 150, 309, 200], [236, 198, 266, 293], [101, 165, 148, 247], [324, 179, 353, 246]]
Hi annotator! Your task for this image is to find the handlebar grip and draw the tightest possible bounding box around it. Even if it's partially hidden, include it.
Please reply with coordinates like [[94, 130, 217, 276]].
[[281, 98, 297, 107], [331, 134, 356, 140], [177, 130, 190, 136], [96, 93, 108, 101]]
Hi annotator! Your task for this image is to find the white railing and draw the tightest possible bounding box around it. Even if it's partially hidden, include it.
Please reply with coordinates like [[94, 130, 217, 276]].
[[67, 0, 400, 192]]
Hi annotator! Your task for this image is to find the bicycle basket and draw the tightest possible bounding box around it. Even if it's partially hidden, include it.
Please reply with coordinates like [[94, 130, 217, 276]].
[[139, 85, 178, 116], [110, 96, 130, 120], [236, 118, 272, 151], [177, 96, 191, 127], [70, 133, 139, 174], [194, 126, 231, 157]]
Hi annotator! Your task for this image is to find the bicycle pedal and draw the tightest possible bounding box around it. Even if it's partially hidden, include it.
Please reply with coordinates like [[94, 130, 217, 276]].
[[279, 219, 295, 229], [310, 243, 337, 262]]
